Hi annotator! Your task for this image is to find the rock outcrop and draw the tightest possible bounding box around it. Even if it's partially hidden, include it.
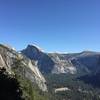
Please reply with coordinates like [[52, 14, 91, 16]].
[[0, 44, 47, 91]]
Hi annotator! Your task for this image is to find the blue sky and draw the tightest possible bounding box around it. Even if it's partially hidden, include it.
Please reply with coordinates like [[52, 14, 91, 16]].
[[0, 0, 100, 52]]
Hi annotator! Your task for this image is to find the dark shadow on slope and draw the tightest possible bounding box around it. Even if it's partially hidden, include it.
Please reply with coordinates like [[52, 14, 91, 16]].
[[38, 53, 55, 73], [0, 68, 24, 100], [22, 48, 55, 73], [78, 73, 100, 88]]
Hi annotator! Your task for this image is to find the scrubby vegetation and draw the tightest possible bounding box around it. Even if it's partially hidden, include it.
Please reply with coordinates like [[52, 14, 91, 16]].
[[0, 58, 50, 100], [14, 71, 50, 100], [11, 58, 50, 100], [45, 74, 100, 100], [0, 68, 23, 100]]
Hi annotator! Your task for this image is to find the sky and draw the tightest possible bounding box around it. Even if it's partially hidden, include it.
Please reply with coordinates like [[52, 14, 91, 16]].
[[0, 0, 100, 53]]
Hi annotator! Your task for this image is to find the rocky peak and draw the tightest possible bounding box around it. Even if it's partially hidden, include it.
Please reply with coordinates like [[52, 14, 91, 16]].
[[27, 44, 43, 52], [21, 44, 43, 60]]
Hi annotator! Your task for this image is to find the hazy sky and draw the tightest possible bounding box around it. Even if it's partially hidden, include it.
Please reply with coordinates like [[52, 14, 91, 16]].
[[0, 0, 100, 52]]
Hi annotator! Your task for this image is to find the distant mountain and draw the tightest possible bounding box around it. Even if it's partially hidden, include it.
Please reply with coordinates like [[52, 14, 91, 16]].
[[21, 44, 100, 75]]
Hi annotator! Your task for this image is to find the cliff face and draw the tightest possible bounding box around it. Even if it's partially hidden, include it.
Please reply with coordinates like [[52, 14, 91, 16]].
[[0, 44, 47, 91], [22, 45, 55, 73]]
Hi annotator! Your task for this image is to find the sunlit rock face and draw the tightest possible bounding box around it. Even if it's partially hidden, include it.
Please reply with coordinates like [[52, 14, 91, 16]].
[[48, 53, 77, 74], [0, 44, 47, 91]]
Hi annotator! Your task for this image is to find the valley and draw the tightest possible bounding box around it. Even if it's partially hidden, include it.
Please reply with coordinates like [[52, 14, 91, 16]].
[[0, 44, 100, 100]]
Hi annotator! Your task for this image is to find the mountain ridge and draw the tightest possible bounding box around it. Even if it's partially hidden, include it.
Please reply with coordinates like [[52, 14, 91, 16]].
[[21, 44, 100, 75]]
